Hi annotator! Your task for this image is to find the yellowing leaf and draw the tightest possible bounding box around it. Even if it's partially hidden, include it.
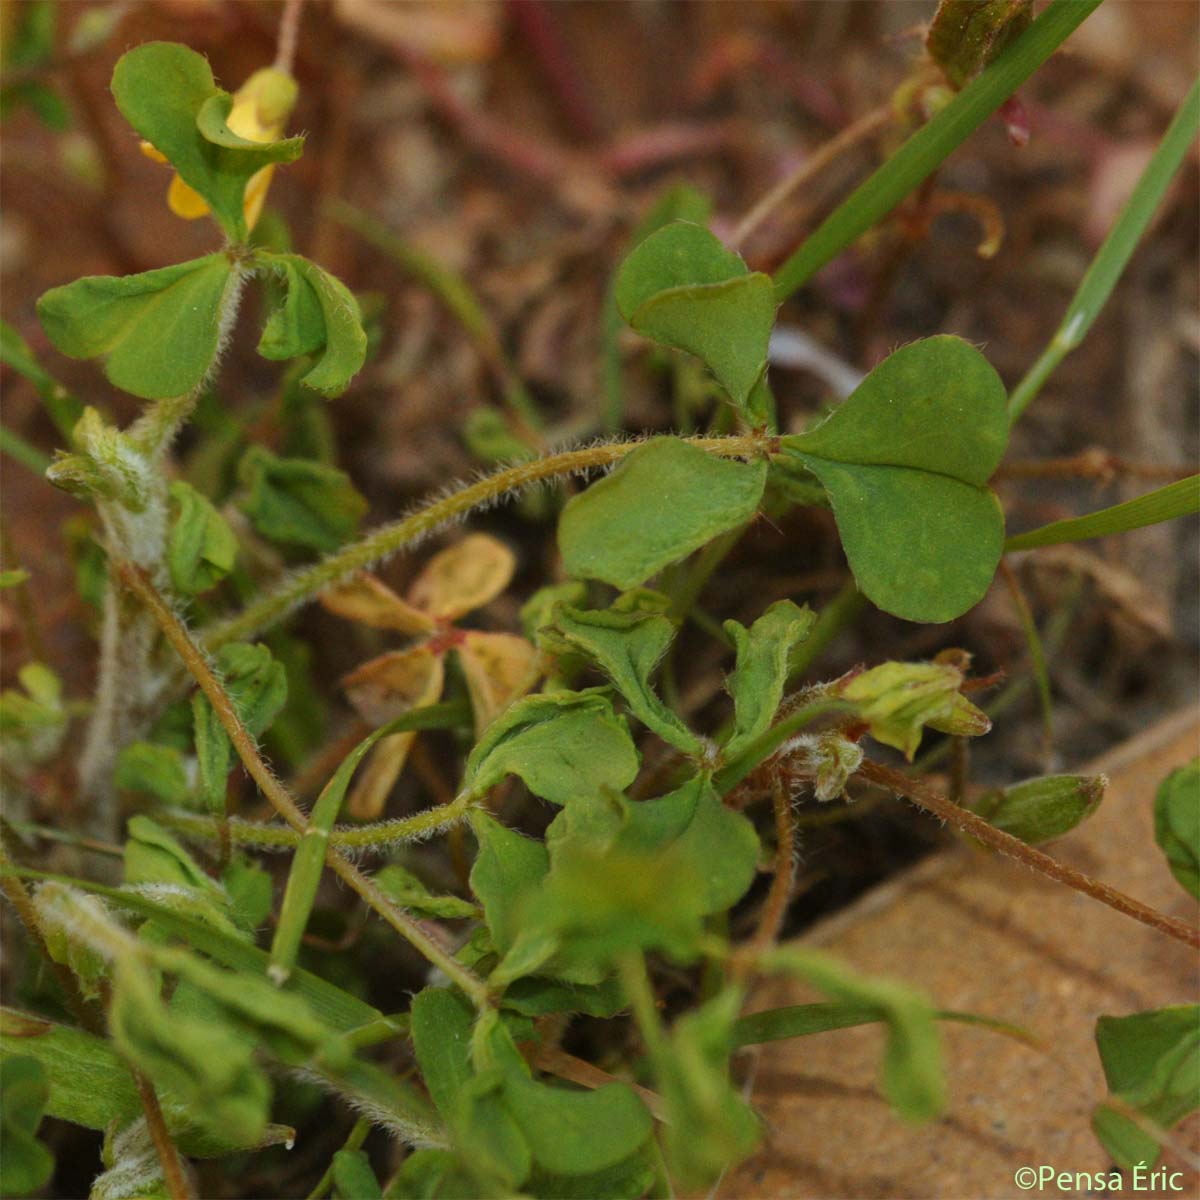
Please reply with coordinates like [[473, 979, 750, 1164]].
[[409, 534, 516, 620], [320, 573, 435, 636], [341, 647, 444, 818], [458, 631, 539, 733], [342, 646, 445, 727]]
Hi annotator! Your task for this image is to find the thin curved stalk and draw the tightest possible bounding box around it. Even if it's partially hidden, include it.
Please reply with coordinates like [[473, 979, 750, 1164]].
[[117, 562, 492, 1010], [201, 434, 767, 650]]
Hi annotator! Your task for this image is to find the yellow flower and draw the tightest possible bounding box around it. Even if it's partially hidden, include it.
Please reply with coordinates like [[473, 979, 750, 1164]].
[[140, 66, 298, 232], [321, 534, 540, 819]]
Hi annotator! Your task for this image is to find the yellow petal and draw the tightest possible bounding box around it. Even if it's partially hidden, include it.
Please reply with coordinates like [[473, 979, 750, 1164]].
[[457, 631, 539, 734], [341, 646, 444, 727], [242, 164, 275, 233], [321, 573, 436, 636], [167, 172, 211, 220], [408, 534, 516, 621], [139, 140, 170, 165], [345, 732, 419, 820], [227, 67, 298, 143]]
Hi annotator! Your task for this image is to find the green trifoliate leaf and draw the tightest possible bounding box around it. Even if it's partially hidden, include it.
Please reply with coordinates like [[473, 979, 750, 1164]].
[[760, 946, 946, 1124], [547, 606, 701, 755], [111, 42, 303, 242], [977, 773, 1106, 845], [37, 255, 238, 400], [0, 1056, 54, 1198], [236, 445, 367, 552], [558, 438, 768, 591], [469, 811, 550, 959], [615, 221, 775, 410], [221, 857, 274, 933], [722, 600, 815, 758], [1092, 1006, 1200, 1169], [783, 336, 1009, 622], [487, 1021, 653, 1178], [1153, 760, 1200, 900], [409, 987, 476, 1119], [0, 319, 82, 439], [464, 690, 640, 805], [256, 253, 368, 397], [114, 742, 191, 806], [124, 816, 222, 895], [520, 777, 759, 973], [499, 975, 625, 1019], [167, 480, 237, 595]]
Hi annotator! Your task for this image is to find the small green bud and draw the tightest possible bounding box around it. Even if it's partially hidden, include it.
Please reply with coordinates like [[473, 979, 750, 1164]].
[[46, 408, 150, 508], [840, 660, 990, 760], [979, 774, 1106, 845]]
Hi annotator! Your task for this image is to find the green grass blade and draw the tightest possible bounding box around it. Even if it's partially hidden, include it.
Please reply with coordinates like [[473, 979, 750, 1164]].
[[268, 702, 469, 984], [2, 864, 381, 1030], [0, 425, 51, 474], [1005, 476, 1200, 552], [772, 0, 1102, 301], [1009, 79, 1200, 421]]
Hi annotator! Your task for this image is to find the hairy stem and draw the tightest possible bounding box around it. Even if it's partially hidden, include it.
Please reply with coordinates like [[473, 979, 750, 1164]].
[[202, 434, 768, 650], [714, 698, 853, 795], [858, 759, 1200, 949], [117, 562, 492, 1008], [158, 802, 471, 853], [741, 776, 797, 971], [132, 1070, 193, 1200], [732, 104, 892, 249], [274, 0, 305, 73]]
